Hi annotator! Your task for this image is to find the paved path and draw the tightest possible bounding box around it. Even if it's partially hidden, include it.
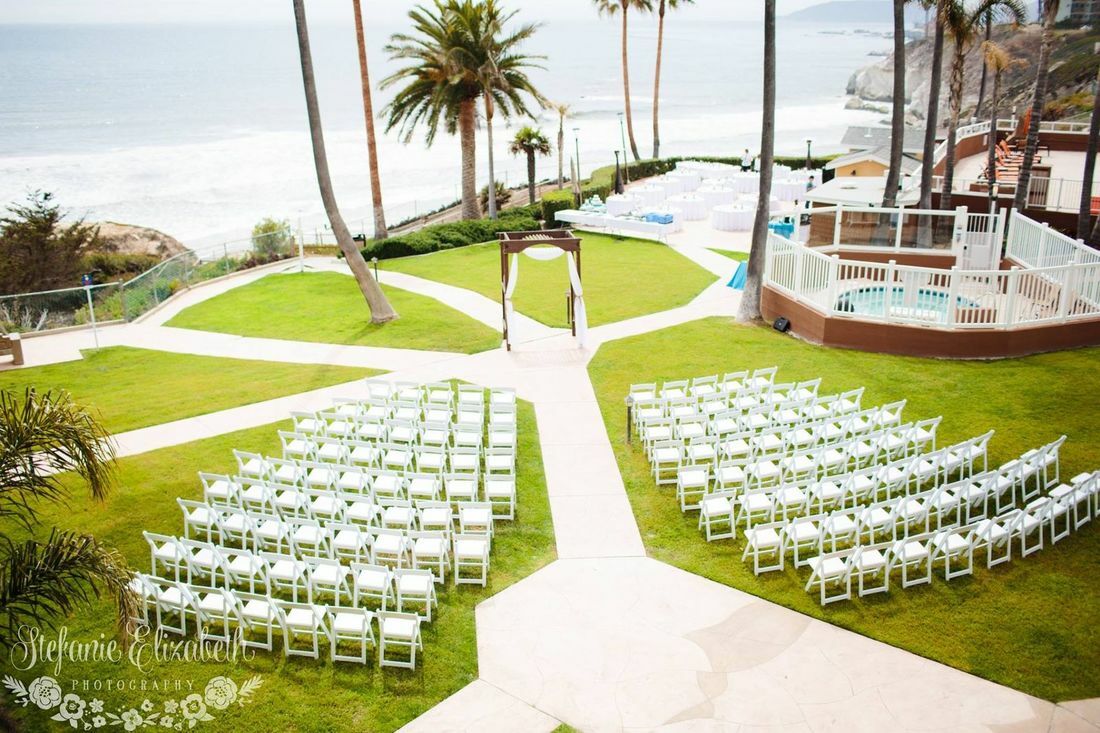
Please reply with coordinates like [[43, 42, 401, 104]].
[[19, 254, 1097, 732]]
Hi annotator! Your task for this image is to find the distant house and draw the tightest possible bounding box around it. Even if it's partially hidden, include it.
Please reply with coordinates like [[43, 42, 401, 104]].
[[839, 126, 926, 157], [826, 146, 923, 178], [806, 175, 919, 208]]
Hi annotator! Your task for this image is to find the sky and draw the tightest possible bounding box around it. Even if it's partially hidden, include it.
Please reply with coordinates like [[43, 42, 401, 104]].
[[0, 0, 831, 26]]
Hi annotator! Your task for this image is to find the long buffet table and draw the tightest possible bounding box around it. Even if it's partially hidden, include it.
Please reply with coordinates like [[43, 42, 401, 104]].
[[555, 209, 683, 241]]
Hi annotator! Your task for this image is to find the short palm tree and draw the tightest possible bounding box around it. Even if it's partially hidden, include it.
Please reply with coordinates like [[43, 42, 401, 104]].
[[738, 0, 776, 322], [383, 0, 543, 221], [509, 126, 552, 204], [352, 0, 388, 241], [981, 41, 1016, 208], [651, 0, 693, 159], [593, 0, 653, 162], [294, 0, 396, 322], [0, 388, 137, 647], [939, 0, 1025, 212], [551, 102, 570, 189], [1013, 0, 1060, 212]]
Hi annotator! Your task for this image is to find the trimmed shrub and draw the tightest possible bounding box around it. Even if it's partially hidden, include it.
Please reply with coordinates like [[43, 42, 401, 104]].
[[359, 209, 540, 261]]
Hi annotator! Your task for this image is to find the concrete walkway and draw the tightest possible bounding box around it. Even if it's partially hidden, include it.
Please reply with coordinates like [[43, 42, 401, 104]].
[[22, 255, 1097, 732]]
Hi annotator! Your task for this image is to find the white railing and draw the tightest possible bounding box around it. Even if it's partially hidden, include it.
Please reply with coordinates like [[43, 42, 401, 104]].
[[930, 117, 1090, 171], [1005, 211, 1100, 268], [930, 175, 1087, 213], [764, 211, 1100, 330]]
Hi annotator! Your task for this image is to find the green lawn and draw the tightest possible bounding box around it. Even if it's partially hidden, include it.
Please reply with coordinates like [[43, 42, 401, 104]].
[[2, 400, 554, 732], [708, 249, 748, 261], [0, 346, 375, 434], [165, 272, 501, 354], [588, 317, 1100, 702], [383, 232, 716, 328]]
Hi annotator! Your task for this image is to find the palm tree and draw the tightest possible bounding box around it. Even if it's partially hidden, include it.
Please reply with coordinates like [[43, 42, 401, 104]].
[[918, 0, 947, 213], [1013, 0, 1059, 212], [882, 0, 907, 208], [975, 9, 993, 118], [1077, 63, 1100, 242], [294, 0, 397, 322], [939, 0, 1025, 212], [982, 41, 1014, 208], [594, 0, 653, 162], [0, 388, 137, 647], [552, 102, 570, 189], [509, 126, 552, 204], [352, 0, 388, 241], [383, 0, 543, 221], [738, 0, 776, 322], [652, 0, 693, 159]]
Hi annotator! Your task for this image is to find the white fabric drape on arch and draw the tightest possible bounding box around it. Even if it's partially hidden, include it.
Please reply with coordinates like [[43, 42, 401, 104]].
[[566, 251, 587, 348], [502, 247, 588, 349], [503, 253, 519, 347]]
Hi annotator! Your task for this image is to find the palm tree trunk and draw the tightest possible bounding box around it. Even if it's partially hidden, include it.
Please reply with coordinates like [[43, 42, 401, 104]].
[[738, 0, 775, 322], [352, 0, 387, 241], [918, 8, 946, 210], [1076, 65, 1100, 240], [620, 2, 641, 161], [557, 114, 565, 189], [652, 0, 666, 160], [882, 0, 906, 207], [975, 13, 992, 119], [486, 95, 497, 219], [293, 0, 396, 323], [527, 150, 537, 204], [459, 97, 480, 220], [1013, 9, 1054, 212], [940, 46, 966, 212], [988, 70, 1000, 210]]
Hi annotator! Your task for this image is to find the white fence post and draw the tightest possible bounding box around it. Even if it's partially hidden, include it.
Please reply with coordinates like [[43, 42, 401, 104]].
[[826, 254, 840, 314], [1038, 222, 1050, 268], [1058, 257, 1077, 322], [894, 207, 905, 250], [833, 204, 843, 247], [793, 241, 805, 296], [885, 259, 896, 323], [1004, 266, 1019, 329], [946, 266, 958, 326]]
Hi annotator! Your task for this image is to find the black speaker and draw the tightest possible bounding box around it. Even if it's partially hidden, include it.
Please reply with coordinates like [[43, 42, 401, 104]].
[[773, 317, 791, 333]]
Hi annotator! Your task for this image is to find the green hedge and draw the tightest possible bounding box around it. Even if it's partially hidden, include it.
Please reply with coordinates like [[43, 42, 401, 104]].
[[541, 155, 838, 224], [359, 207, 540, 260]]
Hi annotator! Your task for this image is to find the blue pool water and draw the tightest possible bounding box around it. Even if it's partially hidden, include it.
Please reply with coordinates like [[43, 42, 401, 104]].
[[835, 287, 975, 319]]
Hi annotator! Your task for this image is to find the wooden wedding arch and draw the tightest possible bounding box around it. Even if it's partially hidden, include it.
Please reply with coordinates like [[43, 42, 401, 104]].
[[497, 229, 584, 351]]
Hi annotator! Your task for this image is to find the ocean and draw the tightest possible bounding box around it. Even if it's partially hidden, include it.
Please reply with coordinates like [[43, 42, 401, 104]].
[[0, 19, 893, 249]]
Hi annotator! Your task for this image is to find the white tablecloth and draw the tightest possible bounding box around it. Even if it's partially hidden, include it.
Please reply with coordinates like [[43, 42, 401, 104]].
[[666, 170, 701, 191], [772, 179, 807, 202], [666, 193, 707, 220], [606, 194, 641, 216], [712, 204, 756, 232], [731, 173, 759, 193], [629, 184, 666, 206], [676, 160, 739, 177], [553, 210, 683, 239], [737, 193, 781, 209], [696, 185, 736, 209], [653, 176, 684, 196]]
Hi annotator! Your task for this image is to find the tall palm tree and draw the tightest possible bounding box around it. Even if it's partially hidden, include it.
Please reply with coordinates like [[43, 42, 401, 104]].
[[652, 0, 693, 159], [552, 102, 570, 189], [0, 388, 137, 647], [883, 0, 907, 208], [738, 0, 776, 322], [295, 0, 397, 322], [982, 41, 1014, 209], [975, 9, 993, 118], [509, 126, 552, 204], [383, 0, 543, 221], [1013, 0, 1059, 212], [939, 0, 1025, 212], [1079, 64, 1100, 242], [918, 0, 947, 213], [352, 0, 388, 241], [594, 0, 653, 162]]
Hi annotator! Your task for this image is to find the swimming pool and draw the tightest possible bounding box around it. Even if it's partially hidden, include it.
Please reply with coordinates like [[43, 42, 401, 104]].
[[835, 286, 976, 320]]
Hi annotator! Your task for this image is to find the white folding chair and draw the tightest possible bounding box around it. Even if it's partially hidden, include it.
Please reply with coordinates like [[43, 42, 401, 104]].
[[328, 605, 375, 664], [278, 601, 331, 659], [377, 611, 423, 670]]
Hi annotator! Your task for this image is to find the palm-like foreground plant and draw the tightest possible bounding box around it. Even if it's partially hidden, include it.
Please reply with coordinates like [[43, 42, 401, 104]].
[[594, 0, 653, 162], [0, 388, 136, 647], [383, 0, 544, 221], [939, 0, 1025, 212], [509, 126, 552, 204]]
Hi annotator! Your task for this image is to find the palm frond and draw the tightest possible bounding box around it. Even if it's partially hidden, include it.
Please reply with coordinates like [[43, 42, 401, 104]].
[[0, 530, 136, 648]]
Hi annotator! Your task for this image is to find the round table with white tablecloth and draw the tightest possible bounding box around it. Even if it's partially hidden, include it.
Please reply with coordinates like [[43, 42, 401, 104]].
[[666, 193, 708, 220], [666, 170, 701, 191], [652, 176, 684, 196], [736, 193, 781, 210], [730, 173, 759, 193], [696, 185, 737, 209], [605, 193, 641, 216], [677, 160, 739, 178], [629, 184, 666, 207], [711, 204, 756, 231], [771, 179, 807, 202]]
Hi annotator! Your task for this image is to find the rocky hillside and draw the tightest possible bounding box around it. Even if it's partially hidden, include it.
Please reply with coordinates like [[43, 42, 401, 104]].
[[847, 25, 1100, 129], [92, 221, 187, 258]]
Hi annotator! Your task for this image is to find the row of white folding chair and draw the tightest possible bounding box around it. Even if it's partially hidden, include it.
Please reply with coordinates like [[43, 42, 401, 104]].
[[361, 380, 514, 412], [629, 366, 779, 404], [279, 418, 508, 459], [635, 382, 830, 433], [132, 573, 424, 668]]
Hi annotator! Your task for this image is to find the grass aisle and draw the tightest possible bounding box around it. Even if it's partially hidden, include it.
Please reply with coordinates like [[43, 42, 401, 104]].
[[0, 346, 376, 434], [165, 272, 501, 354], [383, 232, 716, 328], [2, 401, 554, 732], [588, 317, 1100, 702]]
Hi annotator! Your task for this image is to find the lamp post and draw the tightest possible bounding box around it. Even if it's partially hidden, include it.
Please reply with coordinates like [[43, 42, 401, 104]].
[[573, 127, 582, 185], [805, 138, 813, 171], [371, 256, 379, 281], [618, 112, 630, 184]]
